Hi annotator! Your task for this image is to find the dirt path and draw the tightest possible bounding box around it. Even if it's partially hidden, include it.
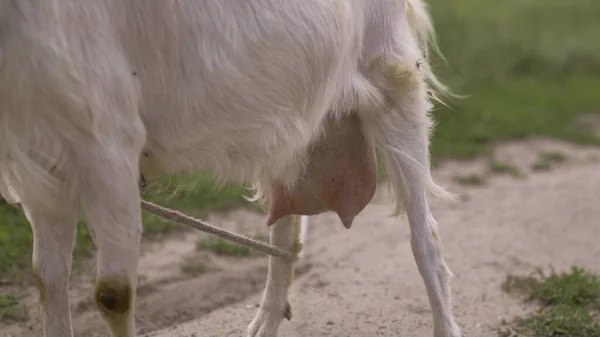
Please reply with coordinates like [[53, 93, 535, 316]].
[[4, 139, 600, 337]]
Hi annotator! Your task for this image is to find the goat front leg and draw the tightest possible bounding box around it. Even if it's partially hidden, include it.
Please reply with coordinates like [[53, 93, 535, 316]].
[[24, 203, 78, 337], [247, 215, 302, 337], [80, 144, 144, 337]]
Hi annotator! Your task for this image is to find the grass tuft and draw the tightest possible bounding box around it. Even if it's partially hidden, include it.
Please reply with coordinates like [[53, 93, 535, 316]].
[[180, 259, 207, 277], [500, 266, 600, 336], [531, 151, 569, 171], [0, 294, 28, 323], [489, 161, 525, 178], [503, 266, 600, 308], [511, 305, 600, 337], [453, 173, 486, 186]]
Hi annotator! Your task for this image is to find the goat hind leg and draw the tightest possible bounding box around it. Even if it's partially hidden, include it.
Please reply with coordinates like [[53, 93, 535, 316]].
[[404, 166, 460, 337], [365, 58, 461, 337]]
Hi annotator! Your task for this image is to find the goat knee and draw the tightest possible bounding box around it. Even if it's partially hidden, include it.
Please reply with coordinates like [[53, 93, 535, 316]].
[[94, 276, 135, 337], [95, 278, 132, 317]]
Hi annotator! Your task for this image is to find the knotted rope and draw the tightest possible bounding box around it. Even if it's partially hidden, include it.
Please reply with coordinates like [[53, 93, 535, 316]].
[[141, 200, 298, 263]]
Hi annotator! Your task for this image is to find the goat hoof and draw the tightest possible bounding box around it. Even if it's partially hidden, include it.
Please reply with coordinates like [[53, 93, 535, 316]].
[[284, 301, 292, 321], [247, 305, 288, 337]]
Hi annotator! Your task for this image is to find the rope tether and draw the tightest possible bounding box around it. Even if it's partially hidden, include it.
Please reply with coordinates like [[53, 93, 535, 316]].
[[141, 200, 298, 263]]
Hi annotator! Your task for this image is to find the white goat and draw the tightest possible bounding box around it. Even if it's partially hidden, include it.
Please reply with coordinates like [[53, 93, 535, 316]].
[[0, 0, 460, 336]]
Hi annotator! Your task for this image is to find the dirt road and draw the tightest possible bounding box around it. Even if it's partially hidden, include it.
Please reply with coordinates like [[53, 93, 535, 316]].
[[4, 139, 600, 337]]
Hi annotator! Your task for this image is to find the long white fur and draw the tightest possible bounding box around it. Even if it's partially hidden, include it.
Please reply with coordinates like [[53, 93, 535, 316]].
[[0, 0, 460, 336]]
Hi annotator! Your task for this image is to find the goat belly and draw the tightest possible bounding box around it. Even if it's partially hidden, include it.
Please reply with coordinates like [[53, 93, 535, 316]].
[[267, 114, 377, 228]]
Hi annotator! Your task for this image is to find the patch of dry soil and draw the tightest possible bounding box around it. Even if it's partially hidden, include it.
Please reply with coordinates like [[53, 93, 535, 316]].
[[3, 139, 600, 337]]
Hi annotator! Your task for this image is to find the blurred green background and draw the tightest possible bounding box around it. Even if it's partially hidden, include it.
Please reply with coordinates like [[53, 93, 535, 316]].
[[1, 0, 599, 283]]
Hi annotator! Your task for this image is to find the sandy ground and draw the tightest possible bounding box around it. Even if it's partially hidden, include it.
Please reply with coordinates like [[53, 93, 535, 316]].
[[3, 138, 600, 337]]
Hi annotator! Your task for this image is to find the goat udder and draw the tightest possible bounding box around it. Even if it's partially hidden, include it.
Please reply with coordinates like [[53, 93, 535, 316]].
[[266, 114, 377, 228]]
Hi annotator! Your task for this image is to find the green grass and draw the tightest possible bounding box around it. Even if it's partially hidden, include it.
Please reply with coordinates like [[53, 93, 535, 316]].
[[452, 173, 486, 186], [428, 0, 600, 163], [503, 266, 600, 309], [489, 161, 525, 178], [531, 151, 569, 171], [500, 266, 600, 336], [510, 305, 600, 337], [452, 159, 526, 187], [0, 294, 28, 323], [180, 259, 207, 277], [0, 0, 599, 296]]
